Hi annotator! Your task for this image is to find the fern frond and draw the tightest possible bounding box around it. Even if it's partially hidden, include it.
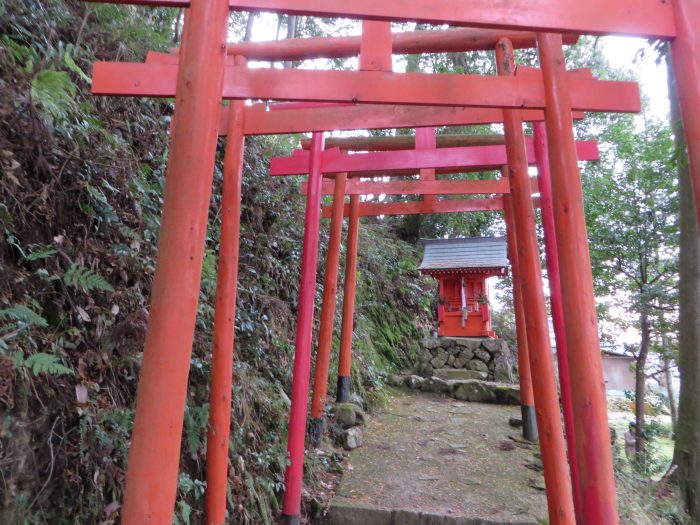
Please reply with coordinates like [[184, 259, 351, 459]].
[[0, 305, 48, 327], [63, 264, 114, 293], [23, 353, 73, 376]]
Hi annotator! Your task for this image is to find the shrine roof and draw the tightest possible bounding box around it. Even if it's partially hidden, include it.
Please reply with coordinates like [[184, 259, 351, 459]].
[[418, 237, 508, 273]]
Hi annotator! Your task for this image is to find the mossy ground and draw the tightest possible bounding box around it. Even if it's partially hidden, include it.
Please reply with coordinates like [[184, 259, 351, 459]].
[[329, 388, 548, 524]]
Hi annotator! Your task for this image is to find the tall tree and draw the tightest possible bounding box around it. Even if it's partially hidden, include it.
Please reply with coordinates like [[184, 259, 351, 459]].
[[583, 112, 678, 459], [667, 49, 700, 520]]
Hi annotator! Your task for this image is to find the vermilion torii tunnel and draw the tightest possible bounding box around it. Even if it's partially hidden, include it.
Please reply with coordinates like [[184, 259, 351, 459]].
[[78, 1, 700, 524]]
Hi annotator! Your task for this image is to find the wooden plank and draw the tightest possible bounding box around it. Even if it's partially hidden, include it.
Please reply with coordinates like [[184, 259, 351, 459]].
[[92, 62, 641, 113], [87, 0, 676, 39], [303, 178, 510, 196], [270, 140, 599, 176], [239, 104, 585, 136], [321, 198, 505, 218]]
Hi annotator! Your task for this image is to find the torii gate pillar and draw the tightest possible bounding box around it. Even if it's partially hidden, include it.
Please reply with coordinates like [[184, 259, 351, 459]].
[[537, 32, 618, 524], [670, 0, 700, 228], [121, 2, 230, 523]]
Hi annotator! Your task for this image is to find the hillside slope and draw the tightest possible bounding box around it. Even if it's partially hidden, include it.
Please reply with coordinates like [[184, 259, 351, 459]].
[[0, 2, 433, 523]]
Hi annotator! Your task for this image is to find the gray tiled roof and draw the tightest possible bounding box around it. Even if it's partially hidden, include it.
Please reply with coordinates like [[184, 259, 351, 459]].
[[418, 237, 508, 271]]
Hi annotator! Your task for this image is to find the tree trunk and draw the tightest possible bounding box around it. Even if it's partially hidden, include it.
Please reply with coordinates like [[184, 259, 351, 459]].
[[244, 12, 256, 42], [635, 311, 651, 457], [283, 16, 298, 68], [663, 352, 678, 434], [668, 49, 700, 520]]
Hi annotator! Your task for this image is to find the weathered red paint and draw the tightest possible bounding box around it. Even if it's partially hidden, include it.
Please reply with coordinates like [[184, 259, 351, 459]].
[[120, 0, 230, 522], [670, 0, 700, 228], [282, 133, 326, 522], [303, 179, 510, 196], [533, 122, 583, 521], [503, 193, 537, 441], [205, 93, 246, 523], [336, 195, 360, 401], [309, 174, 348, 435], [322, 198, 506, 218], [91, 62, 642, 113], [497, 38, 575, 525], [218, 28, 579, 61], [240, 104, 585, 136], [88, 0, 676, 38], [537, 32, 619, 524], [271, 140, 599, 176]]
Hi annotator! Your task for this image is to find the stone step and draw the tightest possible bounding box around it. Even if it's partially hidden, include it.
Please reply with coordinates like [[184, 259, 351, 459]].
[[433, 368, 487, 381], [327, 500, 538, 525]]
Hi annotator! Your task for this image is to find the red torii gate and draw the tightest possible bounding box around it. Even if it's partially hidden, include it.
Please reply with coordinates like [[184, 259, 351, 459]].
[[274, 124, 600, 519], [78, 1, 700, 524]]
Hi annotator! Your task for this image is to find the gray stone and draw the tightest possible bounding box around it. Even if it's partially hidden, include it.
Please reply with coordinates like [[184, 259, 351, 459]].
[[441, 338, 457, 350], [481, 338, 504, 353], [335, 403, 358, 427], [454, 338, 482, 351], [493, 358, 514, 383], [327, 501, 392, 525], [494, 384, 521, 406], [418, 351, 431, 364], [473, 348, 491, 363], [418, 363, 434, 378], [388, 373, 406, 387], [342, 426, 364, 450], [435, 369, 488, 381], [453, 380, 497, 403], [467, 359, 489, 373], [446, 354, 455, 366], [421, 377, 451, 394], [452, 355, 469, 369], [350, 393, 366, 410], [423, 337, 442, 350], [429, 349, 448, 369], [405, 375, 425, 389]]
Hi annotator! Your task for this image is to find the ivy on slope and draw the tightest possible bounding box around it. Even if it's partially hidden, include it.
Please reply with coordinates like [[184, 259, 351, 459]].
[[0, 1, 433, 523]]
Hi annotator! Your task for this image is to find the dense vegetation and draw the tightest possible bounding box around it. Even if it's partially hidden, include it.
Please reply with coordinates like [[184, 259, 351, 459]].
[[0, 2, 431, 523], [1, 1, 697, 524]]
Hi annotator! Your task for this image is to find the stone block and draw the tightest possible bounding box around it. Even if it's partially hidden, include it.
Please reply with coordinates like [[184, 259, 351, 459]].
[[342, 426, 364, 450], [405, 375, 425, 389], [421, 377, 451, 394], [429, 349, 448, 369], [473, 348, 491, 363], [423, 337, 442, 350], [453, 380, 497, 403], [434, 369, 488, 381], [467, 359, 489, 373]]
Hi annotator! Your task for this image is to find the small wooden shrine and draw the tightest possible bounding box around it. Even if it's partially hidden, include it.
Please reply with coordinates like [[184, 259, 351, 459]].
[[419, 237, 508, 338]]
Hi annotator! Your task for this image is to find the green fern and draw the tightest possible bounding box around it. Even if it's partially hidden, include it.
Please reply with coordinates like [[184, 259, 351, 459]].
[[15, 351, 73, 376], [63, 264, 114, 293], [30, 69, 77, 123], [0, 305, 48, 327]]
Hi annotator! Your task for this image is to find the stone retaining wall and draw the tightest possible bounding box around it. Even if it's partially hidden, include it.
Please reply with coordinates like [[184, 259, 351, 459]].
[[416, 337, 515, 383]]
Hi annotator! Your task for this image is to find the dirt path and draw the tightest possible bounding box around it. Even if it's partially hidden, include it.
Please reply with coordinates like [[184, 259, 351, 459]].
[[327, 389, 548, 525]]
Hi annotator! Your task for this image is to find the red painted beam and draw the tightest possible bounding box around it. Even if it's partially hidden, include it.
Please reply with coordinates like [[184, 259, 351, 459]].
[[239, 104, 585, 136], [91, 63, 641, 113], [299, 134, 507, 151], [227, 29, 580, 61], [303, 178, 509, 196], [270, 140, 599, 176], [321, 197, 505, 218], [232, 28, 579, 60], [85, 0, 676, 39]]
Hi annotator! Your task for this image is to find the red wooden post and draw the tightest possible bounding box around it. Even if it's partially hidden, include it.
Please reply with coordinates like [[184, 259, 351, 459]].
[[120, 1, 229, 523], [497, 38, 575, 525], [282, 133, 326, 524], [502, 193, 537, 442], [336, 195, 360, 403], [537, 32, 619, 524], [533, 121, 583, 521], [309, 173, 348, 447], [205, 79, 247, 523], [670, 0, 700, 228], [417, 127, 437, 207]]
